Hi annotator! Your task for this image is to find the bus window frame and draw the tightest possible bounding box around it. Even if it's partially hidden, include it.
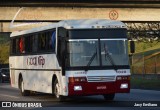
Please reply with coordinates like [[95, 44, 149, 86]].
[[10, 29, 56, 56]]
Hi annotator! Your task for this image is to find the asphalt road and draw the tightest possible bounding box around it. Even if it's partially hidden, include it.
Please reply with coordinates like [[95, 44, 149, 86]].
[[0, 83, 160, 110]]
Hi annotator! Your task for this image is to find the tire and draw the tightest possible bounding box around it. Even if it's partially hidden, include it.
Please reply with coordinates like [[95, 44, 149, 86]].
[[103, 93, 115, 101], [20, 78, 30, 96], [30, 91, 36, 96], [53, 79, 65, 102]]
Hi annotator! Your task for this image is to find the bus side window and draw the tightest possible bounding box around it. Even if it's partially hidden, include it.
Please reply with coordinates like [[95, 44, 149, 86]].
[[25, 36, 32, 53], [38, 31, 56, 52], [11, 38, 16, 54], [39, 33, 46, 51], [16, 38, 20, 53], [49, 31, 56, 52], [46, 32, 52, 50], [32, 34, 38, 52], [19, 37, 25, 53]]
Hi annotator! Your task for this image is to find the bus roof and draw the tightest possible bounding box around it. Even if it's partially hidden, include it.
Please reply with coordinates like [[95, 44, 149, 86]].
[[11, 19, 126, 37]]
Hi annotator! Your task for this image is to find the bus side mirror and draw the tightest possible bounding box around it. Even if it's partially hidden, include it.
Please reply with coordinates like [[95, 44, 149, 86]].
[[130, 41, 135, 53]]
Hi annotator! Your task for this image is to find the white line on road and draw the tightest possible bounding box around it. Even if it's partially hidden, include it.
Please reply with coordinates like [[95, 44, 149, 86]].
[[0, 94, 19, 99]]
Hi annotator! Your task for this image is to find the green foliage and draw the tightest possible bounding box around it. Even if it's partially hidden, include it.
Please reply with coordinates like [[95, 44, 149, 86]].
[[0, 33, 10, 64], [135, 41, 160, 53], [131, 54, 160, 74], [0, 34, 10, 44], [131, 76, 160, 90], [131, 41, 160, 74], [0, 43, 9, 64], [128, 40, 160, 54]]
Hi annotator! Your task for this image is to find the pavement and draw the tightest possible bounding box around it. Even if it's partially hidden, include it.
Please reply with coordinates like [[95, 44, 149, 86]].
[[0, 83, 159, 110]]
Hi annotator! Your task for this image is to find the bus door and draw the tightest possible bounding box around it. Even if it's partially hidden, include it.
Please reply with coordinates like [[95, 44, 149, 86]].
[[57, 27, 67, 76]]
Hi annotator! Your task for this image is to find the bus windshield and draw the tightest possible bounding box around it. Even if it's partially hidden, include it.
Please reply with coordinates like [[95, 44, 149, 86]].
[[66, 29, 129, 68], [100, 39, 129, 66], [67, 39, 100, 67]]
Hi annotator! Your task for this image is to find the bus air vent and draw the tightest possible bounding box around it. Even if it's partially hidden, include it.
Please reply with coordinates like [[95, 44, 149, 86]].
[[87, 76, 116, 82]]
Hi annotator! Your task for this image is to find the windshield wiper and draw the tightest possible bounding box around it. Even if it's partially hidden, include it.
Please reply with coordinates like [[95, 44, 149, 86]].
[[104, 44, 118, 72], [85, 51, 97, 71]]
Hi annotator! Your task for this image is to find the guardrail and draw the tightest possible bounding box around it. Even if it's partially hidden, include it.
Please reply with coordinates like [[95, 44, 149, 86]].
[[130, 50, 160, 74]]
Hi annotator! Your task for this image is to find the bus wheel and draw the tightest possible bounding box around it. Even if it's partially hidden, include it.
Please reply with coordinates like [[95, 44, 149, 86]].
[[103, 93, 115, 101], [20, 78, 30, 96], [30, 91, 36, 96], [54, 79, 65, 101]]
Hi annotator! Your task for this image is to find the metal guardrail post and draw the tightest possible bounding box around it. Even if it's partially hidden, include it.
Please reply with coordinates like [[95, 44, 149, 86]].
[[155, 55, 157, 74], [143, 54, 146, 76]]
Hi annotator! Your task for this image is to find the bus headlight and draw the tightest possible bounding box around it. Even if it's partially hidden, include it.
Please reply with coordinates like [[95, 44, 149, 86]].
[[117, 76, 130, 80], [69, 77, 87, 83], [120, 83, 128, 89], [74, 86, 82, 91]]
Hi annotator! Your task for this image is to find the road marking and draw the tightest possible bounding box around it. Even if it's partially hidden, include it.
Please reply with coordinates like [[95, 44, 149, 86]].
[[0, 94, 19, 99]]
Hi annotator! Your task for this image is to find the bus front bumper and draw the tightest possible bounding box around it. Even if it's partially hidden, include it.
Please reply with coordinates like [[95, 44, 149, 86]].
[[68, 80, 130, 96]]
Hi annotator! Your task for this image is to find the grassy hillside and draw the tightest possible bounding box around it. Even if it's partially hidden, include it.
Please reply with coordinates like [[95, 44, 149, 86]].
[[0, 43, 9, 64], [131, 52, 160, 74], [131, 76, 160, 90], [135, 41, 160, 53], [131, 40, 160, 74], [0, 33, 10, 44], [0, 33, 10, 64]]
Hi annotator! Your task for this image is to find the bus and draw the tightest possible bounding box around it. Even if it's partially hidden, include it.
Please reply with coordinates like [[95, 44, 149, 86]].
[[9, 19, 130, 101]]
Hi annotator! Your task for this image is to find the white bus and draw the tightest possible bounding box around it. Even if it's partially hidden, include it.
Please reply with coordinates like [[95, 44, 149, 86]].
[[9, 19, 130, 101]]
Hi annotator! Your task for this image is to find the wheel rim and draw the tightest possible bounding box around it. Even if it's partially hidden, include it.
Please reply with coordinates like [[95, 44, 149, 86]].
[[55, 83, 60, 98]]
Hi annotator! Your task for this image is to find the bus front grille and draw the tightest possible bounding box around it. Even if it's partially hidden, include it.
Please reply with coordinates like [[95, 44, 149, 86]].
[[87, 76, 116, 82]]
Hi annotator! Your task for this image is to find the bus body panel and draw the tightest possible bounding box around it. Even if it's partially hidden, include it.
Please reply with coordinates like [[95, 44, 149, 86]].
[[68, 80, 130, 96], [65, 69, 130, 96], [9, 54, 65, 94], [66, 69, 130, 77]]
